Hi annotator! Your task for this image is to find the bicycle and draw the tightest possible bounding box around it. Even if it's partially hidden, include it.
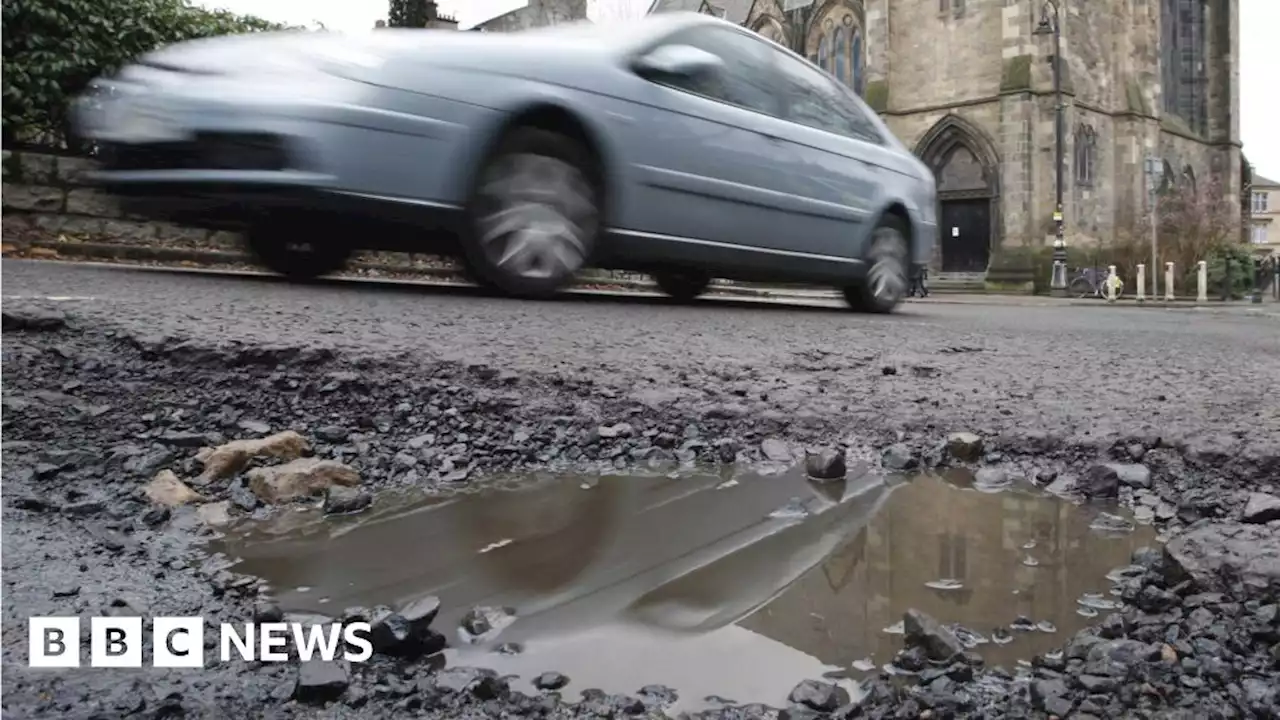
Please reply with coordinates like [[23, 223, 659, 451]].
[[1067, 266, 1124, 300]]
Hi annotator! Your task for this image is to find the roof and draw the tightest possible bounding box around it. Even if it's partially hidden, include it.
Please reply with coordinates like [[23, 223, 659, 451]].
[[1254, 174, 1280, 188], [648, 0, 704, 12], [648, 0, 751, 23]]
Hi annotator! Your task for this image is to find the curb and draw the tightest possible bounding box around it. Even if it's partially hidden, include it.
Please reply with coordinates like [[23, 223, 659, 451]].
[[9, 240, 1277, 311]]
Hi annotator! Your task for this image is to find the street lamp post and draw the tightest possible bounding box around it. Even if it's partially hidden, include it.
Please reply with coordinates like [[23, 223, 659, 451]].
[[1034, 1, 1067, 297]]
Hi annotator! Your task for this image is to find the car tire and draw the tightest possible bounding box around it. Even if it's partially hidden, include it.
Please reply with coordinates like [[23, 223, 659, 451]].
[[462, 128, 601, 299], [842, 217, 910, 314], [245, 220, 353, 281], [654, 270, 711, 302]]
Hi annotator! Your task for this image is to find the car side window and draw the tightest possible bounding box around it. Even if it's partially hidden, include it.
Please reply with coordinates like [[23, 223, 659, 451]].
[[643, 27, 780, 116], [773, 52, 881, 143]]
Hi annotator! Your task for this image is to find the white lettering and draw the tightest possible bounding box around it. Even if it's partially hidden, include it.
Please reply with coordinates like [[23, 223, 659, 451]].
[[292, 623, 342, 662], [220, 624, 254, 662], [258, 623, 289, 661], [342, 622, 373, 662]]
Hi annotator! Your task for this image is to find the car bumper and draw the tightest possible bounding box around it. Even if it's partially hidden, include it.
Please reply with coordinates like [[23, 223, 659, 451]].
[[71, 67, 489, 221]]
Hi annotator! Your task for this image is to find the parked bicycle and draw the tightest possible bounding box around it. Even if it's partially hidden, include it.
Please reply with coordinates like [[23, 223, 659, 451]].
[[1068, 266, 1124, 300]]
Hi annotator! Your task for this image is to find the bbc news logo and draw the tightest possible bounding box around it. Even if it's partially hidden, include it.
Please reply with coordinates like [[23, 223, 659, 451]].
[[29, 617, 373, 667]]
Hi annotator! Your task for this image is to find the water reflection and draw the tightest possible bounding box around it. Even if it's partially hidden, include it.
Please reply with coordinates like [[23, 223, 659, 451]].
[[739, 470, 1157, 670], [218, 465, 1155, 708]]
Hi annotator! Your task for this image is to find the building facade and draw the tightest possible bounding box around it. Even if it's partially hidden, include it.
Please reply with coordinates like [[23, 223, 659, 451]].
[[738, 0, 1243, 280], [1248, 174, 1279, 258], [475, 1, 1244, 281]]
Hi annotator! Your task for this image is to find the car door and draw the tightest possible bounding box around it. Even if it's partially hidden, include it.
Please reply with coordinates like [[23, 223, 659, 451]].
[[611, 25, 808, 267], [767, 51, 893, 262]]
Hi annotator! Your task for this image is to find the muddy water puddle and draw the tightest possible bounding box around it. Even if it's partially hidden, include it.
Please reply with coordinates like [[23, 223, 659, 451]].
[[217, 466, 1155, 711]]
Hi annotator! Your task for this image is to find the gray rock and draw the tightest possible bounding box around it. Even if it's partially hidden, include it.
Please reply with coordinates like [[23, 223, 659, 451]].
[[761, 437, 792, 463], [1081, 463, 1151, 497], [533, 671, 569, 691], [1242, 493, 1280, 524], [787, 679, 849, 712], [804, 447, 846, 481], [323, 486, 372, 515], [1164, 522, 1280, 597], [2, 306, 67, 332], [881, 443, 917, 471], [903, 608, 965, 661], [945, 432, 983, 462], [294, 660, 350, 704]]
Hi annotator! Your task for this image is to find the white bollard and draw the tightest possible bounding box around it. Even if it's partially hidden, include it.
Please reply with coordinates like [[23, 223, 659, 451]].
[[1197, 260, 1208, 303], [1136, 264, 1146, 302], [1106, 265, 1118, 303], [1165, 262, 1175, 301]]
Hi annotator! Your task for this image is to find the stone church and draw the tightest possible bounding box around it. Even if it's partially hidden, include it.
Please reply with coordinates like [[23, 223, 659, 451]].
[[481, 0, 1244, 282]]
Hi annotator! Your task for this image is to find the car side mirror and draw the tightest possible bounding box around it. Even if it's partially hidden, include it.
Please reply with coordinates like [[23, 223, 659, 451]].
[[632, 44, 725, 82]]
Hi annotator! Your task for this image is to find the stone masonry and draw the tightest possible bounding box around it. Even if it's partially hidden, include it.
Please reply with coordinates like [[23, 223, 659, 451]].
[[736, 0, 1242, 279], [1, 150, 241, 251]]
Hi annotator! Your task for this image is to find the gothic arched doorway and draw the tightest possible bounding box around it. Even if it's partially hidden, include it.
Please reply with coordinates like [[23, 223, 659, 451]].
[[914, 115, 1001, 273]]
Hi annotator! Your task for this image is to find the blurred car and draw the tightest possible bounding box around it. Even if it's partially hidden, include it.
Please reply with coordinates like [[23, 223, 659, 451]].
[[72, 12, 937, 312]]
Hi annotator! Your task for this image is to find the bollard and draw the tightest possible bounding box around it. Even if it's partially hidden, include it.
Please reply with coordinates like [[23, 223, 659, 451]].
[[1136, 264, 1146, 302], [1197, 260, 1208, 303], [1165, 262, 1175, 301], [1106, 265, 1118, 303]]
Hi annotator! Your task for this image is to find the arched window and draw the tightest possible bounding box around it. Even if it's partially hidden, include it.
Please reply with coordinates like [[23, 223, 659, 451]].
[[834, 28, 848, 84], [1073, 124, 1096, 187], [852, 30, 864, 95], [1182, 165, 1196, 193], [817, 35, 829, 75]]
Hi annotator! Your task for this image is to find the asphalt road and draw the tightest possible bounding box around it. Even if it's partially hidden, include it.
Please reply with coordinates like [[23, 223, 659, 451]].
[[5, 259, 1279, 458]]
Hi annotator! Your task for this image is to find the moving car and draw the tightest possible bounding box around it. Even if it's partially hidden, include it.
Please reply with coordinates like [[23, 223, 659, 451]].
[[72, 13, 938, 313]]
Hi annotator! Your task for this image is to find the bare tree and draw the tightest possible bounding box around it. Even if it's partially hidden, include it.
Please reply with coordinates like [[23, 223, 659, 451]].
[[587, 0, 649, 23]]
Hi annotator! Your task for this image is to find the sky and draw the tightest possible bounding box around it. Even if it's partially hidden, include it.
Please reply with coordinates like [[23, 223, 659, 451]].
[[195, 0, 1279, 180]]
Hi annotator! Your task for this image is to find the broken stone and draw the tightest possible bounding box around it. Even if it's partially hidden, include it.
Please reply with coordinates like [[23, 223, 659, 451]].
[[761, 437, 792, 463], [903, 608, 966, 662], [144, 470, 205, 507], [1164, 521, 1280, 598], [1242, 493, 1280, 524], [533, 671, 569, 691], [945, 433, 983, 462], [323, 486, 372, 515], [881, 443, 917, 471], [196, 430, 310, 483], [1081, 463, 1151, 498], [294, 660, 349, 704], [196, 501, 232, 528], [804, 447, 846, 481], [2, 306, 67, 332], [788, 679, 849, 712], [459, 606, 517, 645], [247, 458, 360, 504]]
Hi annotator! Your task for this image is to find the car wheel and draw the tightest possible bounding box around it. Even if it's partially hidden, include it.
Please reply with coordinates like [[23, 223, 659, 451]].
[[842, 218, 910, 314], [654, 270, 711, 302], [245, 220, 352, 281], [463, 128, 601, 299]]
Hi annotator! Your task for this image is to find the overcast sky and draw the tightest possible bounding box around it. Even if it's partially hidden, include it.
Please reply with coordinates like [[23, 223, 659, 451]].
[[197, 0, 1279, 179]]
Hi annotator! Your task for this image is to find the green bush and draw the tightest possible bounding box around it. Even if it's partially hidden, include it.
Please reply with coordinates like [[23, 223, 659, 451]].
[[2, 0, 283, 150], [1189, 244, 1256, 300]]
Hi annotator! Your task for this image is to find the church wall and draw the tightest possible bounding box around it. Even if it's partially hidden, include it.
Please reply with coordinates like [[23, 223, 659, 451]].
[[884, 0, 1004, 111]]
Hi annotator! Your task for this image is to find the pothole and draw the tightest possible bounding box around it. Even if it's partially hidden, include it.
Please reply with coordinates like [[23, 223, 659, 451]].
[[216, 467, 1155, 711]]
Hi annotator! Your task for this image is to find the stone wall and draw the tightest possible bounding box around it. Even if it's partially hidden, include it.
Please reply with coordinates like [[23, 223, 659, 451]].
[[1, 149, 241, 251]]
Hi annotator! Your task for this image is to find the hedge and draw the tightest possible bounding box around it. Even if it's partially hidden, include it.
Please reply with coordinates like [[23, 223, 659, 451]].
[[2, 0, 284, 151]]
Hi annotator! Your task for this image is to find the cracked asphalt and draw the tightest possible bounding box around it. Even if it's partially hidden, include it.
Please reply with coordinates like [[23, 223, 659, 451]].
[[5, 260, 1279, 459]]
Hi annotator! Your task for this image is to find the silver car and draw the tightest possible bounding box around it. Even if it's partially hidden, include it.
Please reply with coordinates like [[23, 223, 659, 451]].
[[73, 12, 937, 313]]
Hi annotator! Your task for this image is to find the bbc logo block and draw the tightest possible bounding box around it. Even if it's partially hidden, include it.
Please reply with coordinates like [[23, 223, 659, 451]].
[[30, 616, 202, 668], [29, 616, 373, 667]]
